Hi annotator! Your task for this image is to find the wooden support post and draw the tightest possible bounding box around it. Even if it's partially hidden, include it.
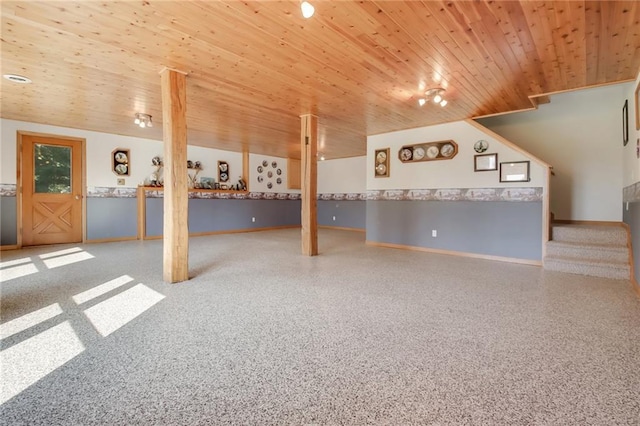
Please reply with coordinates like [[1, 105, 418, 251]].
[[242, 150, 250, 191], [300, 114, 318, 256], [160, 68, 189, 283]]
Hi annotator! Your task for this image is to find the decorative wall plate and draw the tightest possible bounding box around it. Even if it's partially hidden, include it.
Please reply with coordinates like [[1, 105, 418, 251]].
[[426, 146, 439, 159], [441, 143, 455, 157], [474, 140, 489, 153], [114, 152, 128, 163], [413, 146, 425, 160], [400, 148, 413, 161]]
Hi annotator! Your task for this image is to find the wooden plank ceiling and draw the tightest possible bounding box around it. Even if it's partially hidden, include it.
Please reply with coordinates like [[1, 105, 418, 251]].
[[1, 1, 639, 160]]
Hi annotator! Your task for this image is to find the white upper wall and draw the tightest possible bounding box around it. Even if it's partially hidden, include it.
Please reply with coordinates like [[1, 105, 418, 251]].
[[623, 72, 640, 188], [479, 83, 629, 221], [367, 120, 546, 191], [318, 156, 366, 194], [1, 118, 242, 189]]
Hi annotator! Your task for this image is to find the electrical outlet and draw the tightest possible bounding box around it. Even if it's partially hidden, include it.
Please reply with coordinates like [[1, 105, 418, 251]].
[[332, 216, 336, 221], [252, 217, 256, 223], [432, 230, 437, 237], [117, 178, 125, 186]]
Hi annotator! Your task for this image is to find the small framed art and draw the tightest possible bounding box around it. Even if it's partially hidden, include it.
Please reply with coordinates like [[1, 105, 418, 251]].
[[374, 148, 390, 178], [623, 99, 629, 146], [499, 161, 530, 182], [474, 153, 497, 172]]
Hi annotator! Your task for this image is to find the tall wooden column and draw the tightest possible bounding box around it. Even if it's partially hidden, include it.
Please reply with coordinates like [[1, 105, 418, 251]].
[[160, 68, 189, 283], [300, 114, 318, 256]]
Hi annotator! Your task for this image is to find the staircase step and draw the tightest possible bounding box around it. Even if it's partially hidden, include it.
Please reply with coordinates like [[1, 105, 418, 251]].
[[551, 224, 627, 245], [545, 240, 629, 263], [543, 256, 630, 280]]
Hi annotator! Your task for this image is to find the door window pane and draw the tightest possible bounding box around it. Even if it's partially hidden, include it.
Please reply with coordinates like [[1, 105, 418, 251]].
[[34, 144, 72, 193]]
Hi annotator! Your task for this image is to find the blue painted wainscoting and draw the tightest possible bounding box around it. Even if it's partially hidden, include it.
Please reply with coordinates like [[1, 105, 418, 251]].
[[365, 188, 544, 262], [318, 199, 366, 230], [145, 196, 301, 238], [623, 182, 640, 284], [0, 195, 17, 246]]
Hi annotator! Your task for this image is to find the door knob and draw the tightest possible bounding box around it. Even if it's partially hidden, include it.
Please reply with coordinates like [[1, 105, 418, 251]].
[[75, 195, 81, 200]]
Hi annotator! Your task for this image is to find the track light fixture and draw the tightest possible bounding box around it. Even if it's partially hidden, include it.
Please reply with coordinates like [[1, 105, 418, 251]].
[[417, 87, 448, 108], [301, 1, 315, 18], [134, 113, 153, 128]]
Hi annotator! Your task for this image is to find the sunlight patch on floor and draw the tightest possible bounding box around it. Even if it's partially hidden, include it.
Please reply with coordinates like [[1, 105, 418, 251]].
[[72, 275, 134, 305], [42, 251, 94, 269], [0, 303, 63, 340], [0, 247, 95, 282], [0, 257, 32, 268], [84, 284, 165, 337], [0, 321, 85, 405], [0, 263, 39, 283], [38, 247, 83, 259]]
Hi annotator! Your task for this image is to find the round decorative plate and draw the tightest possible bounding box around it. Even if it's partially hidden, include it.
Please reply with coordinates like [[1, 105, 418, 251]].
[[426, 146, 440, 159], [474, 140, 488, 153], [219, 163, 228, 172], [272, 161, 277, 168], [267, 182, 273, 189], [400, 148, 413, 161], [276, 168, 282, 175], [413, 146, 425, 160], [375, 163, 387, 175], [262, 160, 268, 167], [257, 175, 263, 183], [257, 166, 263, 173], [114, 152, 128, 163], [376, 151, 387, 164], [115, 164, 128, 174], [441, 143, 454, 157], [276, 177, 282, 184], [267, 171, 273, 178], [219, 172, 228, 181]]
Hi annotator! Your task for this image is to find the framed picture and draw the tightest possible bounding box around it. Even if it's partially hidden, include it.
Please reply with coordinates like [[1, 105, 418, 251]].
[[112, 148, 130, 176], [474, 153, 497, 171], [623, 99, 629, 146], [500, 161, 530, 182]]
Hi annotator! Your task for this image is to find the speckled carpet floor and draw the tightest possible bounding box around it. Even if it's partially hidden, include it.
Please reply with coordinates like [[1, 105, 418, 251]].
[[1, 228, 639, 425]]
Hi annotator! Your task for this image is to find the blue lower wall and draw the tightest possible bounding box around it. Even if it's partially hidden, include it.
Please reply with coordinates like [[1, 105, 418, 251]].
[[622, 201, 640, 283], [1, 196, 17, 246], [318, 200, 365, 229], [146, 198, 301, 237], [366, 200, 542, 260], [87, 198, 138, 240]]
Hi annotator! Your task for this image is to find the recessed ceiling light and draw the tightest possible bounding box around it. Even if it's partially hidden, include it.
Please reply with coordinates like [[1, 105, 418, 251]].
[[3, 74, 32, 84]]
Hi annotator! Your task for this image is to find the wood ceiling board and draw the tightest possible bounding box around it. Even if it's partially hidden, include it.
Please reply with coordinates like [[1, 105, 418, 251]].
[[2, 1, 639, 160]]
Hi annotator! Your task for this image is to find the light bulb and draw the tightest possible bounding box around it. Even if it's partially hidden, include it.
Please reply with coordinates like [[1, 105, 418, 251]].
[[433, 94, 442, 104], [140, 121, 146, 128], [440, 99, 448, 107], [301, 1, 314, 18], [319, 154, 325, 161], [147, 120, 153, 128], [418, 98, 426, 106], [134, 117, 140, 124]]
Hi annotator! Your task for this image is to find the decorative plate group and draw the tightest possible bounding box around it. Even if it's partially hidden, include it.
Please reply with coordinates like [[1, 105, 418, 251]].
[[398, 140, 458, 163], [256, 160, 282, 188]]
